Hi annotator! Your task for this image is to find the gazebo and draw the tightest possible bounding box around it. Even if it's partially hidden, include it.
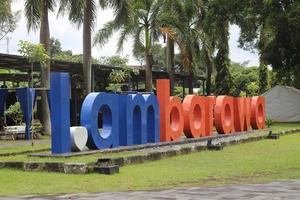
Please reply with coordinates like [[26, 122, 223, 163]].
[[0, 53, 206, 125]]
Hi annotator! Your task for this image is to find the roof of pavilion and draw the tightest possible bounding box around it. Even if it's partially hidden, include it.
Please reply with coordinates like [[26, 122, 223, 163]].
[[0, 53, 206, 82]]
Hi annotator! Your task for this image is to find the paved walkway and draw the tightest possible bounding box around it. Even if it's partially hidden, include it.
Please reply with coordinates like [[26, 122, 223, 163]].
[[2, 179, 300, 200]]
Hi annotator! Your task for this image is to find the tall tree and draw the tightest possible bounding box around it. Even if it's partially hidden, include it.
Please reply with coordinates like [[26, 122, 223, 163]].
[[59, 0, 94, 94], [25, 0, 55, 134], [60, 0, 129, 94], [161, 0, 205, 94], [214, 23, 232, 95], [160, 0, 182, 95], [233, 0, 300, 89], [206, 0, 232, 95], [95, 0, 165, 92], [258, 58, 269, 94], [0, 0, 19, 41]]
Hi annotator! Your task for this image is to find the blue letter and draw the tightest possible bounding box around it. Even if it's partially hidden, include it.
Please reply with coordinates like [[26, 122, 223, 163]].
[[126, 94, 146, 145], [143, 94, 160, 143], [80, 93, 119, 149], [50, 72, 71, 154]]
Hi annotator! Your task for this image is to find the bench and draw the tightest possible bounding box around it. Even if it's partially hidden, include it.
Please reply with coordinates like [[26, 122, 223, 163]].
[[3, 126, 26, 140]]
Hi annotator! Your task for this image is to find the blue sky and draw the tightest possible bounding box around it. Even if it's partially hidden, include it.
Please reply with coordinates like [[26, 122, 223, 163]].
[[0, 1, 259, 66]]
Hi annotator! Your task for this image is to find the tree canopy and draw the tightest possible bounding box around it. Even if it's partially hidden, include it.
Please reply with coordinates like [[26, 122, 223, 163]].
[[0, 0, 19, 41]]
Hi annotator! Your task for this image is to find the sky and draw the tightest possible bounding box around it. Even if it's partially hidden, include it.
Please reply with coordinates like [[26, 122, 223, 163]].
[[0, 1, 259, 66]]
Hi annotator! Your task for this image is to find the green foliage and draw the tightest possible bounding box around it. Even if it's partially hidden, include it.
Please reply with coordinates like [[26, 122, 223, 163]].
[[246, 82, 259, 97], [99, 55, 129, 67], [109, 69, 129, 84], [5, 102, 23, 125], [18, 40, 50, 67], [174, 86, 183, 98], [108, 68, 133, 92], [50, 37, 62, 57], [266, 118, 274, 128], [233, 0, 300, 89], [53, 52, 97, 64], [230, 62, 259, 96], [0, 0, 20, 40], [95, 0, 168, 91], [215, 49, 232, 95], [258, 61, 269, 94], [25, 0, 55, 31], [203, 0, 233, 95], [239, 91, 247, 97]]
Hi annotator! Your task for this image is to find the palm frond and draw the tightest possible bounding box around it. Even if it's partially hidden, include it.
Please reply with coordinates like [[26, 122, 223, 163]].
[[93, 21, 116, 47], [25, 0, 42, 31]]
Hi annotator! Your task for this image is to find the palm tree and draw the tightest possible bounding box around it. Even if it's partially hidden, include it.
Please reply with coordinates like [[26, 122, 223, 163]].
[[58, 0, 95, 94], [163, 0, 205, 94], [160, 0, 182, 95], [25, 0, 55, 134], [95, 0, 166, 92], [59, 0, 129, 94]]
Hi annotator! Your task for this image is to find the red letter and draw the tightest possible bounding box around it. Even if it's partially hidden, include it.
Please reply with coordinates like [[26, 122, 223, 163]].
[[183, 95, 206, 138], [157, 79, 184, 141], [204, 96, 216, 137], [233, 97, 251, 132], [214, 96, 235, 134], [251, 96, 266, 129]]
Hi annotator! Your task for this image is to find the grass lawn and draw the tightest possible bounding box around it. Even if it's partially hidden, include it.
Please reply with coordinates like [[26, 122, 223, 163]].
[[0, 122, 297, 158], [270, 122, 300, 132], [0, 125, 299, 196], [0, 144, 50, 154]]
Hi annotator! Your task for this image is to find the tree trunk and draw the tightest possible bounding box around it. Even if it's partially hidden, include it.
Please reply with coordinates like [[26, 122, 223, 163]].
[[188, 71, 193, 94], [83, 0, 92, 95], [166, 37, 175, 95], [38, 0, 51, 134], [145, 53, 153, 91], [144, 26, 152, 92], [204, 47, 213, 95]]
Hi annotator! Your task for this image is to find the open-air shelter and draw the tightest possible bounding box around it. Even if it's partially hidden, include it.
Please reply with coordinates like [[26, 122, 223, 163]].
[[0, 53, 206, 125]]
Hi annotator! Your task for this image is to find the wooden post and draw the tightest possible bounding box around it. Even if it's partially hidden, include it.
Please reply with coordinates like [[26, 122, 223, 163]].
[[182, 78, 185, 98], [203, 80, 206, 96]]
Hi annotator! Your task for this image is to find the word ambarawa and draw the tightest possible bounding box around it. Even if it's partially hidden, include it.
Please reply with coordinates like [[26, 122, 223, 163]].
[[50, 73, 265, 154]]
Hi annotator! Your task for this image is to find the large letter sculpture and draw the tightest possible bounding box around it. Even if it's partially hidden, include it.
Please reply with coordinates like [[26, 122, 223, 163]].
[[143, 94, 160, 143], [214, 96, 235, 134], [50, 73, 71, 154], [81, 93, 119, 149], [157, 79, 184, 142], [233, 97, 251, 132], [251, 96, 266, 129], [119, 93, 160, 146], [126, 94, 146, 145], [183, 95, 206, 138]]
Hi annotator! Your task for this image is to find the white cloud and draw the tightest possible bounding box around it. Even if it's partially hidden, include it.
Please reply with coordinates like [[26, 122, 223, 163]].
[[0, 1, 259, 67]]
